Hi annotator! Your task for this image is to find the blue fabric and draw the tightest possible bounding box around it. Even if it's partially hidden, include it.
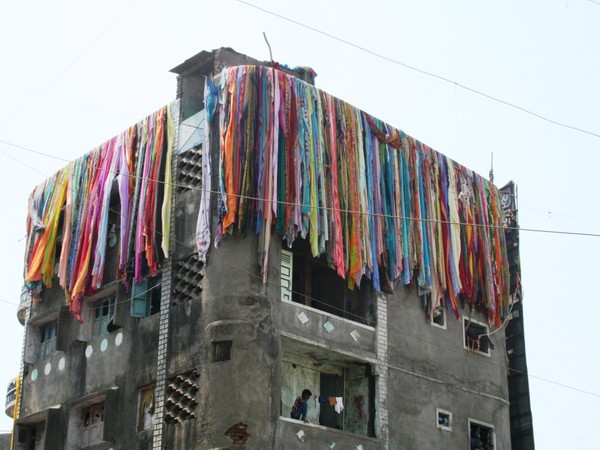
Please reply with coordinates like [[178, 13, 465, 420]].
[[290, 401, 308, 420]]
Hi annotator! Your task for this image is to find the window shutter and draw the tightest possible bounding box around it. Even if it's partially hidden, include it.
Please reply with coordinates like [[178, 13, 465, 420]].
[[281, 249, 293, 301], [130, 279, 150, 318]]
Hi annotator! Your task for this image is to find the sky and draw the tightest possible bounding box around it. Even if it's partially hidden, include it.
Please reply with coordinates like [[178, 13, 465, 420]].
[[0, 0, 598, 447]]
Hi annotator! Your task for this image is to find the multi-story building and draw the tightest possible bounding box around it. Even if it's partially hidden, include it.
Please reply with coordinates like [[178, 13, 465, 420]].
[[5, 48, 534, 449]]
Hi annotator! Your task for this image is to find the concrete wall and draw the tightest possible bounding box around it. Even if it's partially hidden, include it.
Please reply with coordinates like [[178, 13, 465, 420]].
[[276, 417, 381, 450], [19, 276, 160, 449], [385, 284, 511, 449], [165, 227, 283, 449], [0, 434, 10, 450]]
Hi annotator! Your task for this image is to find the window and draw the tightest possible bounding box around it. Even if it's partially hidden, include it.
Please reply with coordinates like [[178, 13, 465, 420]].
[[39, 321, 58, 360], [14, 422, 45, 450], [212, 341, 232, 362], [6, 379, 16, 407], [93, 296, 116, 337], [469, 419, 495, 449], [24, 315, 64, 365], [463, 319, 493, 355], [436, 408, 452, 431], [130, 276, 161, 318], [281, 340, 375, 437], [79, 403, 104, 448], [431, 306, 446, 329], [281, 241, 376, 326], [137, 386, 155, 432]]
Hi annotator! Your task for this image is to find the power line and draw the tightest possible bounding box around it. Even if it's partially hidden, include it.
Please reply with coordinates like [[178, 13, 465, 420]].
[[0, 0, 134, 130], [2, 136, 600, 239], [3, 154, 599, 403], [0, 81, 136, 120], [237, 0, 600, 140]]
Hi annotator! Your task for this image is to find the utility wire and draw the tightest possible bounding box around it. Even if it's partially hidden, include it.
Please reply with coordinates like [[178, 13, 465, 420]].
[[4, 153, 599, 402], [2, 136, 599, 238], [0, 0, 134, 130], [2, 132, 598, 398], [237, 0, 600, 140], [0, 81, 136, 120]]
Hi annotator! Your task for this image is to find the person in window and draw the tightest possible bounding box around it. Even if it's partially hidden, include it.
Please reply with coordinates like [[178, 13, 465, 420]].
[[290, 389, 312, 423]]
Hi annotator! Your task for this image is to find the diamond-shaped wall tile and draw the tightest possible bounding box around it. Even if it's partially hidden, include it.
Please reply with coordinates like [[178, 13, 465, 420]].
[[297, 311, 309, 325], [350, 330, 360, 342], [323, 321, 335, 333]]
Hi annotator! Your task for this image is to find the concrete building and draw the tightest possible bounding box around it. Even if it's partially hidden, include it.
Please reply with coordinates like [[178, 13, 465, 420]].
[[5, 48, 534, 449]]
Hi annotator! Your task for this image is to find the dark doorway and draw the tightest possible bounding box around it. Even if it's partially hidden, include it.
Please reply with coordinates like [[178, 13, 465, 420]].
[[319, 373, 343, 429]]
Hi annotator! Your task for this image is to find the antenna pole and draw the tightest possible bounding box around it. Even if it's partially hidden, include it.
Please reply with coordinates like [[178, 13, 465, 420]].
[[263, 32, 273, 62]]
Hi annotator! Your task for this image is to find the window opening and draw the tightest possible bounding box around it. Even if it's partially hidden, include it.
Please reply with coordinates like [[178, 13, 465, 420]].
[[436, 408, 452, 431], [94, 296, 116, 337], [319, 373, 343, 429], [80, 403, 105, 448], [469, 420, 495, 449], [282, 240, 375, 326], [212, 341, 232, 362], [281, 345, 375, 437], [39, 321, 58, 360], [17, 428, 28, 444], [130, 276, 161, 318], [431, 306, 446, 328], [138, 386, 155, 432], [464, 319, 493, 355]]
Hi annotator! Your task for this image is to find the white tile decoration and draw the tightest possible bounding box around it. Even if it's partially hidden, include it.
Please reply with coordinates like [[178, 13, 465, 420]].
[[297, 311, 309, 325], [295, 430, 305, 442], [355, 445, 364, 450], [350, 330, 360, 342], [323, 321, 335, 333]]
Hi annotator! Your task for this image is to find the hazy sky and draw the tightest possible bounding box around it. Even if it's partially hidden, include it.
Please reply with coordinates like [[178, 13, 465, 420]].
[[1, 1, 599, 447]]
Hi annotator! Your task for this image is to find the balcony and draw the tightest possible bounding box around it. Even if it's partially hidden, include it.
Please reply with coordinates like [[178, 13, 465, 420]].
[[5, 378, 17, 418], [280, 300, 376, 360], [277, 417, 381, 450]]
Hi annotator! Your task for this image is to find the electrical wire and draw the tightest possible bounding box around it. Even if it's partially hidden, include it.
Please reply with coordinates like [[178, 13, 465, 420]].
[[237, 0, 600, 140], [0, 81, 136, 120], [1, 136, 599, 238], [0, 0, 135, 131], [2, 121, 599, 402]]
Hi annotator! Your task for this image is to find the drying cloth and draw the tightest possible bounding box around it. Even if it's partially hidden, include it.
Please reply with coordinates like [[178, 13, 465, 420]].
[[208, 65, 510, 325], [334, 397, 344, 414]]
